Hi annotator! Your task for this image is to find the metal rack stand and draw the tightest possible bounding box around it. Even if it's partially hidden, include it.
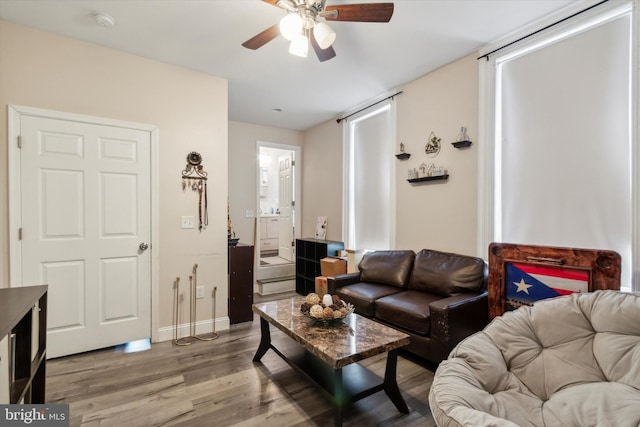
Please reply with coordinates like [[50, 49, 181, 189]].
[[173, 264, 218, 346]]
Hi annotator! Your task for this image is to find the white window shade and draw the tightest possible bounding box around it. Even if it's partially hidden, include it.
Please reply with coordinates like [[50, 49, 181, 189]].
[[497, 14, 631, 288], [345, 103, 393, 251]]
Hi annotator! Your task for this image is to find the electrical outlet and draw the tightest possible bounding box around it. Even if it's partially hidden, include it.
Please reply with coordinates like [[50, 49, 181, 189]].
[[181, 216, 195, 229], [196, 286, 204, 299]]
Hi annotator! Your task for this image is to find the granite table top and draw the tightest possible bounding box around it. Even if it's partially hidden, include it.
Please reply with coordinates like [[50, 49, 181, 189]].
[[252, 296, 410, 369]]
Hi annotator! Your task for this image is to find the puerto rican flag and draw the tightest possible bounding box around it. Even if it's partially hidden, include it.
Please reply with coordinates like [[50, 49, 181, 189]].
[[505, 262, 589, 307]]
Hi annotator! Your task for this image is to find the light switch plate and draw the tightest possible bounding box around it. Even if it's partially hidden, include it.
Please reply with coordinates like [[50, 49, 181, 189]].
[[181, 216, 195, 229]]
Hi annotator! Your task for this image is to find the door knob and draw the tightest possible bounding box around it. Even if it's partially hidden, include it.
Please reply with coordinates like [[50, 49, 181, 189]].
[[139, 242, 149, 251]]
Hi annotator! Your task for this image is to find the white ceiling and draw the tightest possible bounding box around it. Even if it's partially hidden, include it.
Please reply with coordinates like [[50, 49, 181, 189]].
[[0, 0, 589, 131]]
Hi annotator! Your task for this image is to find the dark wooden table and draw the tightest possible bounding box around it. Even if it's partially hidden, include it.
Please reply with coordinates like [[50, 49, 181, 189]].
[[252, 297, 410, 427]]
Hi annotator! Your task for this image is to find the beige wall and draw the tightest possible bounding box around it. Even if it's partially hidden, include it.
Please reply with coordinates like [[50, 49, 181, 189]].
[[301, 54, 480, 256], [395, 53, 479, 256], [228, 120, 303, 246], [301, 119, 343, 241], [0, 20, 481, 345], [0, 21, 228, 336]]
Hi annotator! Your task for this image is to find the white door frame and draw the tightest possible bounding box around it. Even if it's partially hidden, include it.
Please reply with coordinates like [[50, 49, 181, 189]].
[[255, 141, 301, 278], [7, 105, 161, 343]]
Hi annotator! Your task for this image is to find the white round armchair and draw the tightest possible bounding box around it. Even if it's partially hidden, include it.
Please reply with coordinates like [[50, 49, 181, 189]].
[[428, 290, 640, 427]]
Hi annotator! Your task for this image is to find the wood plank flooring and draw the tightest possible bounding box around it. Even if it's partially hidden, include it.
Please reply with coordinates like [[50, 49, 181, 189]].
[[46, 292, 437, 426]]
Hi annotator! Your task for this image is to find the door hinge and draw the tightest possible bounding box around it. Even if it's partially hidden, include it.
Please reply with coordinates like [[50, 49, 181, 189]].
[[291, 201, 295, 207], [18, 228, 22, 240], [17, 136, 22, 148], [291, 160, 295, 166]]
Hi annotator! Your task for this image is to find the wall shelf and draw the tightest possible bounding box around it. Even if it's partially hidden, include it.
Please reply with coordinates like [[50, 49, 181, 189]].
[[452, 140, 472, 149], [407, 174, 449, 184]]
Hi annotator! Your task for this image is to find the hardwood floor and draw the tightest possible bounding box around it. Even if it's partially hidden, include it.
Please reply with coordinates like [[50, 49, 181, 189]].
[[46, 292, 437, 426]]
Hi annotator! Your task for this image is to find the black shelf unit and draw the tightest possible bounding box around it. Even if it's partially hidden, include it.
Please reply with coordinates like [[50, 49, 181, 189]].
[[228, 244, 254, 325], [0, 285, 47, 404], [295, 238, 344, 295]]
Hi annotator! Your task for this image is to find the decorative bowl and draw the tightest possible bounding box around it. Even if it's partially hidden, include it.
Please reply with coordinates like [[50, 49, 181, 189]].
[[303, 312, 353, 325], [300, 294, 355, 324]]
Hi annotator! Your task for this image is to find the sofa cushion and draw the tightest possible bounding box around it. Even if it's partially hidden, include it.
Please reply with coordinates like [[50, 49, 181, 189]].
[[428, 291, 640, 427], [375, 290, 442, 336], [409, 249, 485, 297], [334, 282, 403, 317], [359, 250, 415, 288], [543, 382, 640, 427]]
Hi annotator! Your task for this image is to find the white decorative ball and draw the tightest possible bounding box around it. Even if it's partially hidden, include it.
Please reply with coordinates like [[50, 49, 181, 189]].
[[306, 293, 320, 305], [309, 304, 324, 318]]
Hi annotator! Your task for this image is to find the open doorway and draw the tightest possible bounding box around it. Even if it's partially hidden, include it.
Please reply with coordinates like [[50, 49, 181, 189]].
[[256, 141, 301, 287]]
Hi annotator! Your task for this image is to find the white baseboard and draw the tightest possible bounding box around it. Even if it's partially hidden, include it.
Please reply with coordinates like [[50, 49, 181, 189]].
[[155, 317, 230, 343]]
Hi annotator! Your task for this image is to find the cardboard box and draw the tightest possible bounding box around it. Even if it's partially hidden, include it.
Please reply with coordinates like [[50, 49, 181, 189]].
[[315, 276, 328, 296], [320, 257, 347, 277]]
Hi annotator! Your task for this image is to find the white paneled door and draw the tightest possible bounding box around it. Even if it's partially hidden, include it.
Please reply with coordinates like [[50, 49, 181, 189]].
[[18, 114, 151, 358], [278, 152, 294, 261]]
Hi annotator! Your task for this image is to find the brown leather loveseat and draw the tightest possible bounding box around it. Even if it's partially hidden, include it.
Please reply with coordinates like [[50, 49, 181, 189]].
[[329, 249, 489, 364]]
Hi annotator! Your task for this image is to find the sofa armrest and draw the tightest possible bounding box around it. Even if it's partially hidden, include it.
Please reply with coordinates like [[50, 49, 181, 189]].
[[327, 272, 361, 292], [429, 291, 489, 363]]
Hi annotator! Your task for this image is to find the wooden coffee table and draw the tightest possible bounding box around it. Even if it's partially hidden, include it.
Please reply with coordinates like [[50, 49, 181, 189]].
[[252, 296, 410, 426]]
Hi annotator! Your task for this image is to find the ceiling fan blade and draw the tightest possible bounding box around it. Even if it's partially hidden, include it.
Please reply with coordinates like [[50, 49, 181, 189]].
[[325, 3, 394, 22], [310, 32, 336, 62], [242, 24, 280, 50], [261, 0, 280, 6]]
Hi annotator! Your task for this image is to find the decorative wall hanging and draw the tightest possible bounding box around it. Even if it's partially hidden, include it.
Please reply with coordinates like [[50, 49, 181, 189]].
[[487, 243, 621, 320], [425, 131, 441, 157], [181, 152, 208, 231], [395, 142, 411, 160], [452, 126, 473, 149], [315, 216, 328, 240]]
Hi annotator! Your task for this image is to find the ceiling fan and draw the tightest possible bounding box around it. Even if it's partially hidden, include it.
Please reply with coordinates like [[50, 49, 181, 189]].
[[242, 0, 394, 62]]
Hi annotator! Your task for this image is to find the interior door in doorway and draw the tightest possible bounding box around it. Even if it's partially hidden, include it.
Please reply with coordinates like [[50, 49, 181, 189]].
[[19, 114, 152, 358], [278, 152, 294, 261]]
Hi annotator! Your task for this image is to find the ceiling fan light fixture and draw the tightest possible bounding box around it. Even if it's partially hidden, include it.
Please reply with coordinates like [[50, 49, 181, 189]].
[[289, 34, 309, 57], [313, 22, 336, 49], [280, 13, 303, 41]]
